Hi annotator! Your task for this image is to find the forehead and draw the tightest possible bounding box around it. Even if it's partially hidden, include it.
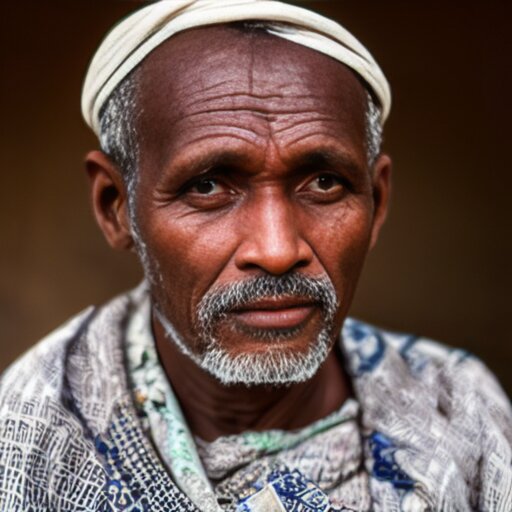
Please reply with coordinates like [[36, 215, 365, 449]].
[[135, 25, 368, 171]]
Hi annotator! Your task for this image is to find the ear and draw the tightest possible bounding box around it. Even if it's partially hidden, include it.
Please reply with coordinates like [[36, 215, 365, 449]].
[[369, 153, 392, 250], [85, 150, 134, 250]]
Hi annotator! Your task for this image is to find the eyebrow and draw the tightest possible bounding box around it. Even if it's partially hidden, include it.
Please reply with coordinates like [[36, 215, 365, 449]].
[[165, 145, 364, 184], [166, 148, 250, 183], [289, 148, 364, 177]]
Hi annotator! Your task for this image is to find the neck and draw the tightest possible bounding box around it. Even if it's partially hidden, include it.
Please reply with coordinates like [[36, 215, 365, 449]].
[[152, 314, 351, 442]]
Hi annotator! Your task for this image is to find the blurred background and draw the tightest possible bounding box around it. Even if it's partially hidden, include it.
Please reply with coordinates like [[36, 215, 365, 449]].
[[1, 1, 510, 394]]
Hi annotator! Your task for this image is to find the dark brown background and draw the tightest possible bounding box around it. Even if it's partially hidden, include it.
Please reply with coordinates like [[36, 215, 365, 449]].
[[1, 1, 511, 394]]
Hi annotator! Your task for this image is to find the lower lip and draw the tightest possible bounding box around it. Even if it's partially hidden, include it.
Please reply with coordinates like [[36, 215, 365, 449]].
[[233, 306, 315, 330]]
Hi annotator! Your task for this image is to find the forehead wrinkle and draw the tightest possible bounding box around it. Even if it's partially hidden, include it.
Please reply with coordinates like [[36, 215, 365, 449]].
[[176, 46, 339, 115], [174, 130, 262, 148], [170, 110, 273, 140], [270, 114, 337, 136], [283, 132, 351, 152], [176, 79, 235, 105], [266, 113, 363, 152], [281, 124, 357, 147], [179, 91, 331, 118], [184, 91, 292, 111]]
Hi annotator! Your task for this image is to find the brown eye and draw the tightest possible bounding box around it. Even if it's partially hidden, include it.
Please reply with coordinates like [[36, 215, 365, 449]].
[[307, 174, 344, 193], [192, 178, 223, 195], [182, 177, 236, 209], [317, 175, 336, 190]]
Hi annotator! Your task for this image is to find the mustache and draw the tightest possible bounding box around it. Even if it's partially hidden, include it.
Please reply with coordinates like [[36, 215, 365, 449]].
[[196, 273, 338, 332]]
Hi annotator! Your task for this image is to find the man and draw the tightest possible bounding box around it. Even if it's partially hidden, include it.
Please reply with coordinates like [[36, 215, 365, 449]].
[[1, 1, 510, 511]]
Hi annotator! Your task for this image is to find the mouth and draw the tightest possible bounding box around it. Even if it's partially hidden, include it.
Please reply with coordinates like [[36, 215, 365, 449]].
[[231, 297, 318, 330]]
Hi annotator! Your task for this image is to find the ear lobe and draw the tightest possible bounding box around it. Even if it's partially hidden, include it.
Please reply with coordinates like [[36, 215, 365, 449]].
[[369, 154, 392, 250], [85, 150, 134, 251]]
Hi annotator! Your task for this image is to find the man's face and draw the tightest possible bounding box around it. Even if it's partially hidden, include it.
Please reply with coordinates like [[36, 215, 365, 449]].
[[128, 26, 387, 385]]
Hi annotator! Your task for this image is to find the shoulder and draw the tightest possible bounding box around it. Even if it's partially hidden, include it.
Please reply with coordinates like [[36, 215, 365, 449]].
[[343, 317, 470, 371], [342, 317, 510, 413], [0, 284, 146, 512], [0, 282, 147, 406], [0, 307, 95, 404], [0, 308, 106, 511], [343, 318, 512, 509]]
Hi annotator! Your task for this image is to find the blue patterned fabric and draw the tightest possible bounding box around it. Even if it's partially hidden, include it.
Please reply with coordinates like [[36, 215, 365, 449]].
[[238, 468, 334, 511], [342, 319, 387, 375], [368, 433, 414, 491]]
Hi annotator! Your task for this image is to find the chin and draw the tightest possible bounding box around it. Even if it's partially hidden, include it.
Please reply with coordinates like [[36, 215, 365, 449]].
[[197, 326, 334, 387]]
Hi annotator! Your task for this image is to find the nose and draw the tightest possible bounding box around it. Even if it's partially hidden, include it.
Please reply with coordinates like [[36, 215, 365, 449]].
[[235, 192, 313, 275]]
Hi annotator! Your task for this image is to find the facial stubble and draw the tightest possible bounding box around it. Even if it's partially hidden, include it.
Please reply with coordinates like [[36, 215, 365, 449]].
[[154, 274, 339, 386]]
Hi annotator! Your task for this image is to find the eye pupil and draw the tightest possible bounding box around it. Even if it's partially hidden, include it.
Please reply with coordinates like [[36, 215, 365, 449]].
[[317, 175, 335, 190], [196, 179, 215, 194]]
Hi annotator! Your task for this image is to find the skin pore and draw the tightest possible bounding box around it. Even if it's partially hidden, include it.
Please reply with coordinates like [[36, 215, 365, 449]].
[[86, 26, 391, 441]]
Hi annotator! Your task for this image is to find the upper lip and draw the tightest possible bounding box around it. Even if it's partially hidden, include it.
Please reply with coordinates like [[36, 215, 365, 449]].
[[232, 297, 316, 312]]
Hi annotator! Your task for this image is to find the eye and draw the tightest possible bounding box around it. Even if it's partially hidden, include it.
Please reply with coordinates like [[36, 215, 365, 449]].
[[306, 174, 344, 194], [179, 175, 237, 210], [189, 178, 225, 195]]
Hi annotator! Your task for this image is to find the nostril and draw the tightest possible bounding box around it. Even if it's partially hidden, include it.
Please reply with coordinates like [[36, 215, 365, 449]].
[[295, 258, 310, 269]]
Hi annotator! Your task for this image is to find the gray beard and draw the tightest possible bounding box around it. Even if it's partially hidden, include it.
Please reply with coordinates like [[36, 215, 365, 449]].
[[154, 274, 339, 387]]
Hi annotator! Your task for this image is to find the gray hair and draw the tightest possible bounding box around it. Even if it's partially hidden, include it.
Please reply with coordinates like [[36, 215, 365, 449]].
[[365, 92, 383, 167], [99, 69, 152, 279], [99, 71, 140, 209]]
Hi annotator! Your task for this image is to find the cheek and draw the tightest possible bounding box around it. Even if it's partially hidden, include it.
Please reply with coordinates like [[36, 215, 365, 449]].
[[139, 210, 239, 318], [305, 200, 373, 303]]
